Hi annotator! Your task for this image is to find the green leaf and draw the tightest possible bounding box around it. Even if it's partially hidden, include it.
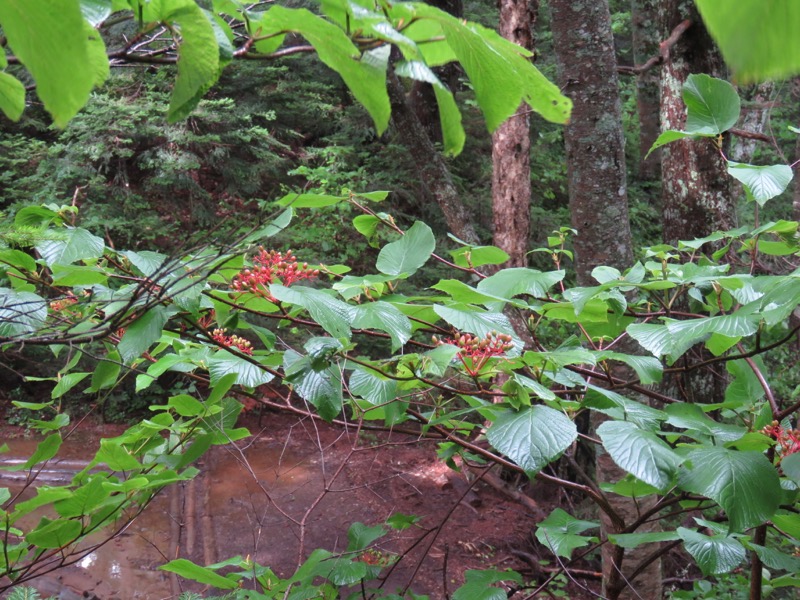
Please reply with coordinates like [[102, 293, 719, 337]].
[[284, 350, 343, 422], [37, 228, 105, 266], [0, 1, 95, 126], [160, 559, 239, 589], [51, 372, 90, 399], [0, 288, 47, 337], [782, 453, 800, 487], [665, 403, 746, 443], [749, 543, 800, 572], [14, 434, 62, 470], [165, 1, 221, 121], [678, 447, 781, 532], [264, 5, 390, 133], [208, 353, 274, 387], [54, 475, 108, 518], [376, 221, 436, 277], [450, 244, 510, 268], [95, 437, 142, 470], [351, 301, 411, 351], [433, 305, 518, 348], [276, 191, 344, 208], [486, 406, 577, 476], [0, 71, 25, 121], [596, 421, 682, 491], [477, 268, 564, 300], [270, 284, 353, 340], [647, 130, 705, 157], [683, 74, 740, 135], [118, 306, 170, 364], [89, 349, 122, 392], [328, 559, 368, 585], [80, 0, 112, 26], [677, 527, 746, 576], [727, 162, 793, 206], [594, 351, 663, 385], [26, 517, 82, 549], [695, 0, 800, 83], [534, 508, 598, 558], [608, 531, 681, 548], [452, 569, 522, 600], [346, 522, 386, 551], [349, 368, 398, 406]]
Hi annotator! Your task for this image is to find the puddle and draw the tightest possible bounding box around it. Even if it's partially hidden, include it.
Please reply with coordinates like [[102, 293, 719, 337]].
[[0, 431, 367, 598]]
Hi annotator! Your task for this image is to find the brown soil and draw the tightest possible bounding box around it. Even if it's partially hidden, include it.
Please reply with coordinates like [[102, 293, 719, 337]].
[[0, 410, 602, 599]]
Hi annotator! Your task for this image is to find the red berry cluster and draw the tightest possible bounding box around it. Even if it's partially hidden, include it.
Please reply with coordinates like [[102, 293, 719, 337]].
[[49, 295, 78, 313], [211, 328, 253, 355], [763, 421, 800, 459], [231, 248, 319, 300], [433, 330, 514, 376]]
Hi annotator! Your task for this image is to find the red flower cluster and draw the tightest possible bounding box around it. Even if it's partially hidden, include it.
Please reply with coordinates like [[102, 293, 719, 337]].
[[433, 330, 514, 376], [763, 421, 800, 459], [49, 295, 78, 313], [211, 328, 253, 355], [231, 248, 319, 300]]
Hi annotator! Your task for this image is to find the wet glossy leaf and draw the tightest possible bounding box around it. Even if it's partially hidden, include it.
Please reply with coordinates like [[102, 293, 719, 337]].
[[487, 406, 577, 476], [351, 301, 411, 351], [208, 353, 274, 388], [118, 306, 170, 364], [0, 288, 47, 337], [37, 228, 105, 266], [677, 527, 746, 575], [271, 284, 353, 340], [727, 162, 793, 206], [597, 421, 682, 491]]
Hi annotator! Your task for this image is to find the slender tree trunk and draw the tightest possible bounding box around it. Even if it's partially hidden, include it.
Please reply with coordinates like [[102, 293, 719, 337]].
[[491, 0, 535, 267], [551, 3, 662, 599], [386, 72, 479, 244], [659, 1, 734, 244], [631, 0, 661, 180]]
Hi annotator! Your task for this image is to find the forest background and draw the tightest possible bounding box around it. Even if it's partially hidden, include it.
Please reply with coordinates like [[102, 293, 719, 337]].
[[1, 1, 800, 599]]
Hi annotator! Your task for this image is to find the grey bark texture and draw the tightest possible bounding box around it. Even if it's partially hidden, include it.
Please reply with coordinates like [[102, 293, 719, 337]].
[[550, 2, 661, 599], [631, 0, 662, 180], [658, 0, 734, 244], [491, 0, 535, 267], [550, 0, 633, 285]]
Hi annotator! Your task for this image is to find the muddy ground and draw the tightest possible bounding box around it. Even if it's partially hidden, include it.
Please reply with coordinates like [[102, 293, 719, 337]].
[[0, 410, 603, 599]]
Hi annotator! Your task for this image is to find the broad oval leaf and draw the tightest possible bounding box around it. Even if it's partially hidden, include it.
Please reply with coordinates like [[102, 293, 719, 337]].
[[160, 559, 239, 589], [677, 527, 746, 575], [678, 447, 781, 532], [683, 74, 740, 134], [208, 353, 274, 388], [727, 162, 793, 206], [270, 284, 353, 340], [0, 288, 47, 337], [597, 421, 682, 491], [376, 221, 436, 277], [477, 268, 564, 300], [350, 301, 411, 351], [534, 508, 598, 559], [37, 228, 105, 266], [487, 406, 577, 476]]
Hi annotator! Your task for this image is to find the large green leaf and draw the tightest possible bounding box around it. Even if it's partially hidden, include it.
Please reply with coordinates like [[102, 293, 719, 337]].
[[350, 301, 411, 351], [165, 1, 221, 121], [678, 447, 781, 532], [0, 288, 47, 338], [37, 228, 105, 266], [0, 0, 94, 126], [263, 6, 390, 133], [534, 508, 598, 558], [597, 421, 682, 491], [270, 284, 353, 340], [677, 527, 746, 575], [664, 403, 745, 443], [727, 162, 793, 206], [477, 268, 564, 300], [208, 353, 274, 387], [376, 221, 436, 277], [683, 74, 740, 134], [349, 368, 398, 406], [486, 406, 577, 476], [0, 71, 25, 121], [284, 350, 343, 422], [118, 306, 170, 364], [452, 569, 522, 600], [696, 0, 800, 83], [160, 559, 239, 589], [26, 517, 82, 549]]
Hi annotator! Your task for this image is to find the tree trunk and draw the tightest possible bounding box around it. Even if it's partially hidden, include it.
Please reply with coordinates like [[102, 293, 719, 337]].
[[631, 0, 661, 180], [386, 72, 480, 245], [659, 1, 734, 244], [551, 2, 662, 599], [491, 0, 535, 267]]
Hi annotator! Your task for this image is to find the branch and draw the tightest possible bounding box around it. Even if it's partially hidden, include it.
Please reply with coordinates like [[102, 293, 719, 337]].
[[617, 19, 692, 75]]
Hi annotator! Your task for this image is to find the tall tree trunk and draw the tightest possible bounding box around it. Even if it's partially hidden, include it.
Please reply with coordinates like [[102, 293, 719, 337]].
[[386, 72, 479, 245], [551, 3, 661, 599], [659, 1, 734, 244], [631, 0, 661, 180], [491, 0, 535, 267]]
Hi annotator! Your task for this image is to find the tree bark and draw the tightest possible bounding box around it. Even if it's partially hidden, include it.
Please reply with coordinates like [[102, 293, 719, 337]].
[[658, 1, 734, 244], [491, 0, 535, 267], [386, 72, 480, 245], [631, 0, 661, 180], [551, 3, 661, 599]]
